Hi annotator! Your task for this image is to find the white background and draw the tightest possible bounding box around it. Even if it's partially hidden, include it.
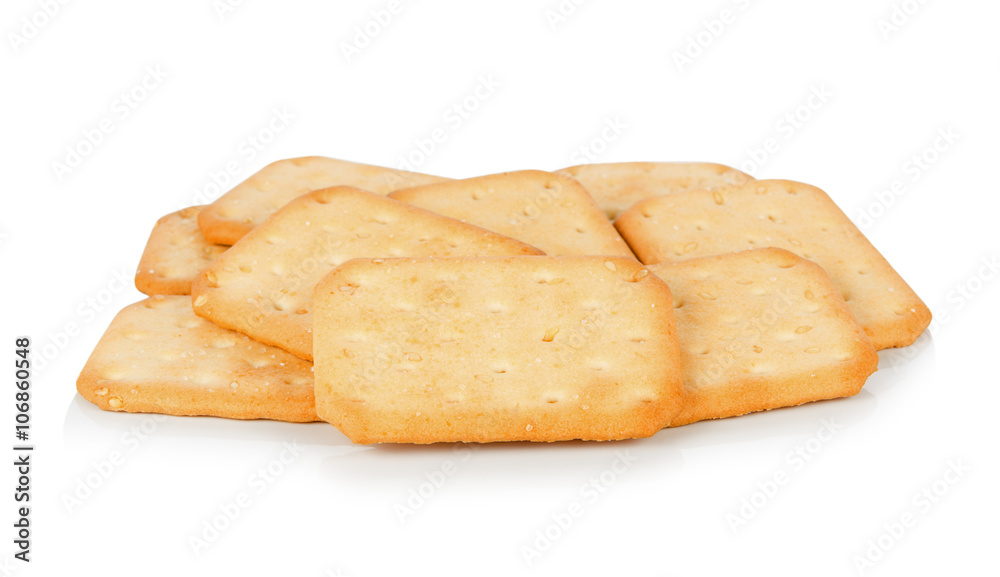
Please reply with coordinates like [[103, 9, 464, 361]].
[[2, 0, 998, 575]]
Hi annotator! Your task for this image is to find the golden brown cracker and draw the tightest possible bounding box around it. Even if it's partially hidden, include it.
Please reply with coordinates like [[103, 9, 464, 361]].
[[77, 296, 316, 422], [191, 187, 543, 361], [135, 206, 227, 296], [312, 256, 684, 443], [390, 170, 634, 258], [648, 249, 878, 426], [556, 161, 753, 219], [198, 156, 450, 245], [615, 179, 931, 349]]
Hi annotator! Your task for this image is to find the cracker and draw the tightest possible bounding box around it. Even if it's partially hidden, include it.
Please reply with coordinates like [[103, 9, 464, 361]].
[[312, 255, 684, 444], [198, 156, 450, 245], [191, 187, 543, 361], [389, 170, 634, 258], [556, 161, 753, 220], [615, 179, 931, 350], [76, 296, 316, 422], [135, 206, 228, 296], [647, 249, 878, 426]]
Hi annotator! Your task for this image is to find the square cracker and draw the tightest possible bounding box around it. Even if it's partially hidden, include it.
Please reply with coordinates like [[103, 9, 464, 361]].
[[647, 249, 879, 427], [191, 187, 543, 361], [389, 170, 634, 258], [77, 296, 317, 422], [556, 161, 753, 220], [198, 156, 450, 245], [614, 179, 931, 350], [135, 206, 228, 296], [313, 256, 684, 444]]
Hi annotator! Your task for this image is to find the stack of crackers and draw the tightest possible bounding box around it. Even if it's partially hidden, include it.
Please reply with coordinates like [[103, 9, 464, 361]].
[[78, 157, 931, 443]]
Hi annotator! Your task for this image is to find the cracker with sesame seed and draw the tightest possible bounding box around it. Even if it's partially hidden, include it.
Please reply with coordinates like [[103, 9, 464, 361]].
[[135, 206, 228, 296], [191, 187, 543, 362], [312, 255, 684, 444], [555, 161, 753, 220], [76, 296, 317, 422], [647, 249, 878, 426], [389, 170, 634, 258], [615, 179, 931, 349], [198, 156, 450, 245]]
